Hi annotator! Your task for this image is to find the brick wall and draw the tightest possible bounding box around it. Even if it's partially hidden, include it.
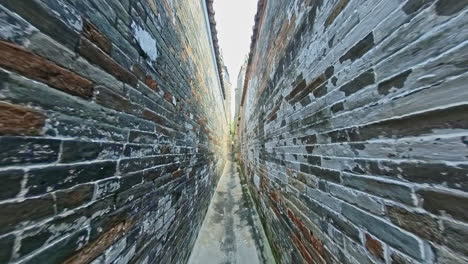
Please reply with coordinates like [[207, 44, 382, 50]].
[[0, 0, 228, 263], [238, 0, 468, 263]]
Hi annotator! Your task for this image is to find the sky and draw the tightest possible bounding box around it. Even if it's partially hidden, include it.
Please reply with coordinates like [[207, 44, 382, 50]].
[[213, 0, 258, 85]]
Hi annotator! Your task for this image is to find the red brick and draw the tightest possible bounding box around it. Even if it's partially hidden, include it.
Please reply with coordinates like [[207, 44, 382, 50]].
[[365, 233, 385, 261], [387, 205, 441, 242], [145, 75, 159, 91], [291, 233, 315, 264], [64, 220, 134, 264], [270, 191, 280, 203], [0, 102, 45, 136], [172, 169, 184, 178], [288, 209, 326, 258], [164, 91, 175, 105], [78, 37, 137, 86], [287, 208, 296, 221], [272, 205, 281, 217], [142, 109, 165, 125], [0, 40, 93, 98], [94, 86, 139, 115], [0, 194, 55, 234], [308, 230, 325, 258], [55, 184, 95, 212], [82, 20, 112, 54]]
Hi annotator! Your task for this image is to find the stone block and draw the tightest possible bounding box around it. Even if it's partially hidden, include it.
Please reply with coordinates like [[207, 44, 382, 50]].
[[22, 229, 90, 264], [418, 188, 468, 222], [55, 184, 95, 212], [27, 161, 117, 196], [386, 205, 442, 242], [442, 220, 468, 257], [61, 140, 123, 163], [1, 0, 80, 49], [0, 102, 45, 136], [78, 38, 137, 86], [0, 234, 14, 263], [0, 137, 60, 166], [342, 203, 422, 260], [0, 40, 93, 98], [0, 194, 55, 235], [0, 169, 23, 200], [343, 173, 415, 205]]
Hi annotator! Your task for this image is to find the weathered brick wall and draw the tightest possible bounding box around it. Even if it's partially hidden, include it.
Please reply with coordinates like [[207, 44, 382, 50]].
[[0, 0, 228, 263], [238, 0, 468, 263]]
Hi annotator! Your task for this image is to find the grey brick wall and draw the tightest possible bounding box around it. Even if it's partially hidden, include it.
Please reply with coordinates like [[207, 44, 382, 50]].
[[238, 0, 468, 263], [0, 0, 228, 263]]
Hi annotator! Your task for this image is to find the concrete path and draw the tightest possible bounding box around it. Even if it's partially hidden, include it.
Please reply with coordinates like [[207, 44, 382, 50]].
[[188, 160, 276, 264]]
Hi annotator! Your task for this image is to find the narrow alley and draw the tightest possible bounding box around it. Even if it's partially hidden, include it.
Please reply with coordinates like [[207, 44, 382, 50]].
[[0, 0, 467, 264], [188, 157, 275, 264]]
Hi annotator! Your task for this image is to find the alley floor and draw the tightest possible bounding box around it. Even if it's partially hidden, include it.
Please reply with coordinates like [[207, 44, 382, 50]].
[[188, 159, 276, 264]]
